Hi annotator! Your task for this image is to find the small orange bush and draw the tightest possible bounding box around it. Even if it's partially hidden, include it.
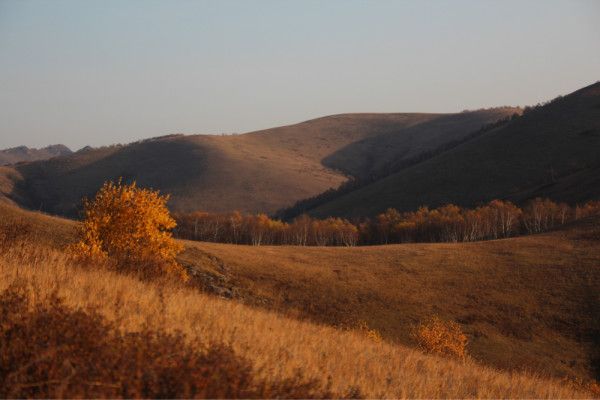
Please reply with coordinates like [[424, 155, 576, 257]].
[[70, 179, 187, 280], [412, 316, 468, 360], [356, 320, 383, 344]]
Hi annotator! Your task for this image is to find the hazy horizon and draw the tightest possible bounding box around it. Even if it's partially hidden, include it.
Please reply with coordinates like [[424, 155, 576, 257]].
[[1, 0, 599, 150]]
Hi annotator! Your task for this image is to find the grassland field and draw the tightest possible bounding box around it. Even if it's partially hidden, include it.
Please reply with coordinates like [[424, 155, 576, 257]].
[[1, 202, 600, 397]]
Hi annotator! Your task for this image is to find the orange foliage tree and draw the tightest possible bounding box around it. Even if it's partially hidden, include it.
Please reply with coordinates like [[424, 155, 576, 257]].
[[71, 179, 186, 280], [575, 200, 600, 219]]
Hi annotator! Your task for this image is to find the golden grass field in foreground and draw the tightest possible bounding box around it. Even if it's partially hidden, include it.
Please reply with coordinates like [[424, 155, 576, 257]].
[[1, 202, 599, 397], [179, 221, 600, 382], [0, 243, 593, 399]]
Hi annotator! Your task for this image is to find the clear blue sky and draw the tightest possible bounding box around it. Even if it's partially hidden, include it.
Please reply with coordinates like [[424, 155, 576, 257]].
[[1, 0, 599, 150]]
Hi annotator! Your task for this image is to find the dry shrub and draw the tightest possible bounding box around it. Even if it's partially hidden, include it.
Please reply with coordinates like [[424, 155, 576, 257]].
[[69, 179, 187, 281], [356, 320, 383, 344], [0, 283, 336, 399], [412, 316, 468, 360]]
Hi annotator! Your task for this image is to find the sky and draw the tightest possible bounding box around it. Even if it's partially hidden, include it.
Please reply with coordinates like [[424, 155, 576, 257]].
[[0, 0, 599, 150]]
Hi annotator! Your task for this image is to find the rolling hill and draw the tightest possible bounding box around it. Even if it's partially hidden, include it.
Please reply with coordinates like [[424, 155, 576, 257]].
[[1, 83, 597, 222], [308, 82, 600, 217], [2, 202, 599, 386], [3, 227, 594, 397], [181, 218, 600, 383], [0, 144, 72, 166], [0, 110, 517, 217]]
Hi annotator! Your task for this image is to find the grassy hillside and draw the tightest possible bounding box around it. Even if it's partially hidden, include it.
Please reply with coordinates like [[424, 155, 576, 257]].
[[0, 167, 24, 205], [0, 202, 77, 248], [0, 110, 516, 217], [1, 211, 596, 397], [179, 221, 600, 382], [322, 108, 519, 178], [310, 82, 600, 217], [2, 202, 598, 387]]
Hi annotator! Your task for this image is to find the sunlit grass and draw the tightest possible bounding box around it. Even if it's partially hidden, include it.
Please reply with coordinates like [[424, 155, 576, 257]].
[[0, 242, 592, 398]]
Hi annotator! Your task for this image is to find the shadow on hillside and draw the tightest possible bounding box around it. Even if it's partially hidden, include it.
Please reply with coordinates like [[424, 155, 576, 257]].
[[321, 110, 515, 179], [14, 138, 210, 218]]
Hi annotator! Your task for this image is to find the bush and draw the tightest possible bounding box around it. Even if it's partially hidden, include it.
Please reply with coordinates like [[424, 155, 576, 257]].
[[0, 284, 336, 399], [70, 179, 187, 281], [356, 321, 383, 344], [412, 316, 468, 360]]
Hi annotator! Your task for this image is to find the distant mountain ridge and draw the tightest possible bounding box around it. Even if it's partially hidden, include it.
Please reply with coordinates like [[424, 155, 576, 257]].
[[0, 144, 72, 166]]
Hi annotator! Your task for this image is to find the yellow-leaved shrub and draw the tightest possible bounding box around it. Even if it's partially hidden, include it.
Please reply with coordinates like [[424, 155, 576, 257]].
[[356, 320, 383, 344], [412, 316, 468, 360], [70, 179, 187, 281]]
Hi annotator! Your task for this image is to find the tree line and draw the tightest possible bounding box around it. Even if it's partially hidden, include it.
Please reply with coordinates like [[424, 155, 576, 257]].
[[174, 198, 600, 246]]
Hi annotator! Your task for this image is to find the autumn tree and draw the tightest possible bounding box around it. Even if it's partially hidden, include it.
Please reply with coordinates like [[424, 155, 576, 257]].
[[487, 200, 522, 239], [522, 198, 567, 234], [376, 208, 402, 244], [290, 214, 311, 246], [173, 198, 592, 246], [575, 200, 600, 219], [437, 204, 464, 242], [71, 179, 187, 280], [228, 211, 244, 244]]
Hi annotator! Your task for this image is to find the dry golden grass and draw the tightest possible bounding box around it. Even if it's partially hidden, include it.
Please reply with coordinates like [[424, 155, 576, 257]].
[[1, 202, 599, 396], [1, 283, 335, 399], [178, 221, 600, 381], [0, 242, 593, 399], [0, 202, 77, 248]]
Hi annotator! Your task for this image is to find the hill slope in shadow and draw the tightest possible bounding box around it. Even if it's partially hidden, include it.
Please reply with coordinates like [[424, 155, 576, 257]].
[[309, 82, 600, 217]]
